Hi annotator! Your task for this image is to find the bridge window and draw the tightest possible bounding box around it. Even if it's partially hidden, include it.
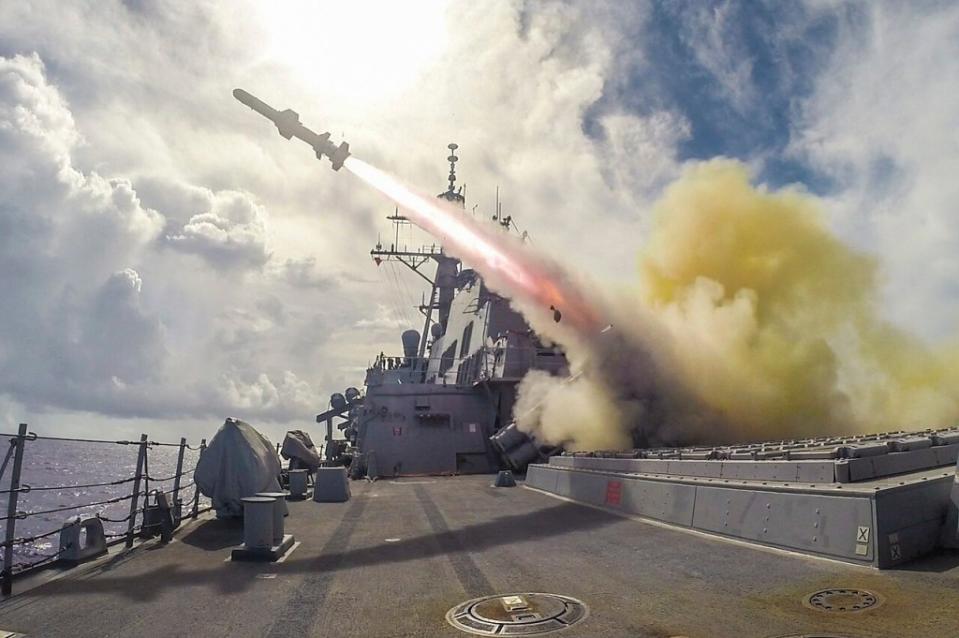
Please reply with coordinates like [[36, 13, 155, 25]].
[[459, 322, 473, 358], [440, 340, 458, 375]]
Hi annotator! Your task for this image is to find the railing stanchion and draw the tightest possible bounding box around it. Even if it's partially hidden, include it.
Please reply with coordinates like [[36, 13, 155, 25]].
[[192, 438, 205, 519], [125, 434, 148, 548], [2, 423, 29, 596], [171, 437, 186, 527], [141, 441, 150, 522]]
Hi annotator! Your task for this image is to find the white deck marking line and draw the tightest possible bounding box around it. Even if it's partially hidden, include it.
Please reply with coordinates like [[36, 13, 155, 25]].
[[275, 541, 301, 563]]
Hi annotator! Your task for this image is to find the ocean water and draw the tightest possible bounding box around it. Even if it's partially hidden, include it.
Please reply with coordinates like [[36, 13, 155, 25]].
[[0, 438, 210, 570]]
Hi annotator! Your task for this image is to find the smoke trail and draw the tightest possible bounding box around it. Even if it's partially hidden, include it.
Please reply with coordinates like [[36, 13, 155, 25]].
[[346, 155, 959, 450], [344, 157, 600, 333]]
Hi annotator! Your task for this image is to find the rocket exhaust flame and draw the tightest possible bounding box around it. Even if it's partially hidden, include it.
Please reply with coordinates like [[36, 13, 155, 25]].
[[344, 157, 601, 334]]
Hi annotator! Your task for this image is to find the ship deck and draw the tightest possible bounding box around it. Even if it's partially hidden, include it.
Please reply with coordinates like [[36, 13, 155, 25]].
[[1, 475, 958, 638]]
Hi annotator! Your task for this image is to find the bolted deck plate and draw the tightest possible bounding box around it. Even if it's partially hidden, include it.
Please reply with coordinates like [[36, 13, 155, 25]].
[[803, 588, 880, 613], [446, 593, 587, 636]]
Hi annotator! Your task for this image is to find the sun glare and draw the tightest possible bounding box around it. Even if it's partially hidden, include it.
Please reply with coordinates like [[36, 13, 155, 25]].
[[256, 1, 450, 104]]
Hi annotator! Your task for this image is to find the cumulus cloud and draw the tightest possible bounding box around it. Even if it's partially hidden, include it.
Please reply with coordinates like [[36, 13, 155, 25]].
[[786, 3, 959, 341], [165, 189, 271, 270], [0, 54, 166, 410], [0, 51, 332, 426]]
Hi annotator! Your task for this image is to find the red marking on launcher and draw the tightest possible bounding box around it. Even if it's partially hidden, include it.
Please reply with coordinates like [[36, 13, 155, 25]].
[[605, 480, 623, 506], [392, 427, 403, 436]]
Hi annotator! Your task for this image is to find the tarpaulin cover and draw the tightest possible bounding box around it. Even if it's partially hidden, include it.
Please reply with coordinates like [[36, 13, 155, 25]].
[[280, 430, 321, 471], [194, 418, 281, 517]]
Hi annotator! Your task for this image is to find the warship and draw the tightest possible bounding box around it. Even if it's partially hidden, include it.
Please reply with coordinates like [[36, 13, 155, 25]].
[[0, 91, 957, 638]]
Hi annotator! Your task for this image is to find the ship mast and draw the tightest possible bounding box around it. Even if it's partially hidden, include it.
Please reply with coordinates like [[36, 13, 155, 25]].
[[369, 143, 465, 362]]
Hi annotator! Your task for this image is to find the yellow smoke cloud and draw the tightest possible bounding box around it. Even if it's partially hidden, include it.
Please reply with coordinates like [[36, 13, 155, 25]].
[[515, 159, 959, 448], [638, 160, 959, 440]]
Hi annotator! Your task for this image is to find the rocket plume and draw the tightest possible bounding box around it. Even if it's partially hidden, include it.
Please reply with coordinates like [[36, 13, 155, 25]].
[[345, 154, 959, 451], [344, 157, 600, 333]]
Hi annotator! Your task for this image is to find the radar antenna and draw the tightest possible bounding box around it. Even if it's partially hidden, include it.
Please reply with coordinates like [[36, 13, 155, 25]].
[[438, 142, 466, 206]]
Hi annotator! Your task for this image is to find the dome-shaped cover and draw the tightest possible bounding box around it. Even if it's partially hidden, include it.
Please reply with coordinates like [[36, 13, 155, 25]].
[[330, 392, 347, 412], [194, 418, 282, 517], [280, 429, 321, 471], [401, 330, 420, 358]]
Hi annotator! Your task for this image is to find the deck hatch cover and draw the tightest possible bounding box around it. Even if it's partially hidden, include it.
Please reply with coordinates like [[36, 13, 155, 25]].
[[804, 588, 880, 613], [446, 593, 588, 636]]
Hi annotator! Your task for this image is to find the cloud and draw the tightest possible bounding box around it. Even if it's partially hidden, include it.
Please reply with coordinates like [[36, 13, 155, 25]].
[[0, 54, 166, 411], [1, 0, 955, 445], [354, 304, 411, 331], [275, 256, 338, 290], [791, 1, 959, 340], [0, 51, 335, 424], [165, 189, 271, 270]]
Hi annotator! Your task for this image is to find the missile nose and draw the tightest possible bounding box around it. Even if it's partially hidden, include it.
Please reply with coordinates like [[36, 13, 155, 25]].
[[233, 88, 256, 105]]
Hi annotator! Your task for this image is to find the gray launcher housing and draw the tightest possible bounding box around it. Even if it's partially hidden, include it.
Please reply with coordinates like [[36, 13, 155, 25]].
[[527, 428, 959, 568]]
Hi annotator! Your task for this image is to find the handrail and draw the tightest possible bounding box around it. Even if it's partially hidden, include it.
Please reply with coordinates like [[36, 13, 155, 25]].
[[0, 427, 209, 592], [0, 433, 204, 447], [0, 492, 144, 522], [0, 526, 62, 549], [0, 476, 137, 495], [144, 467, 196, 482], [10, 547, 67, 574]]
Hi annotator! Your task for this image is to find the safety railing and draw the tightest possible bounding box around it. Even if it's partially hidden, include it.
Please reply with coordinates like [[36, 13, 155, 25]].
[[366, 344, 567, 387], [0, 424, 211, 596]]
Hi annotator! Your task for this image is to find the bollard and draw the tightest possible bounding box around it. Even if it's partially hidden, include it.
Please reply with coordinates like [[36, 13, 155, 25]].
[[288, 469, 308, 499], [256, 492, 288, 545], [241, 496, 275, 550], [313, 467, 350, 502], [231, 495, 295, 561]]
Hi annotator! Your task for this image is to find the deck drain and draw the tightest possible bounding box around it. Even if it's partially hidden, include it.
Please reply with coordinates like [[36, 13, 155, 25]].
[[446, 592, 588, 636], [804, 588, 880, 613]]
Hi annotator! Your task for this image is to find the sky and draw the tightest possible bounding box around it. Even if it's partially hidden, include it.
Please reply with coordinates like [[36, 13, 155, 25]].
[[0, 0, 957, 444]]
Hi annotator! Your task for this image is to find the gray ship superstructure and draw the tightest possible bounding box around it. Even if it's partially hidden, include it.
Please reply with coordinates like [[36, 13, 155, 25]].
[[319, 145, 564, 478]]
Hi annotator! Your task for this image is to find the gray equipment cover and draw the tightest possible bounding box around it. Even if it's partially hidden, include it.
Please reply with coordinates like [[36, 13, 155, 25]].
[[280, 430, 321, 471], [194, 418, 282, 517]]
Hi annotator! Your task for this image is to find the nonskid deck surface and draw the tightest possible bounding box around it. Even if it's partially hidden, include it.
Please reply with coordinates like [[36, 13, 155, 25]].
[[0, 476, 957, 638]]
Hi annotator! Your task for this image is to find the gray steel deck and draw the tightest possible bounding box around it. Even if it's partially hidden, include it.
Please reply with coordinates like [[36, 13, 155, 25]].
[[0, 475, 957, 638]]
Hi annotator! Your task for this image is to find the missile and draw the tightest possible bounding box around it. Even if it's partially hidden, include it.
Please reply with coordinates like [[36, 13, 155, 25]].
[[233, 88, 351, 171]]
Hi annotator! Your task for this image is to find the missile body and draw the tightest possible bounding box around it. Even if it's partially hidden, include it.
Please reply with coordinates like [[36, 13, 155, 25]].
[[233, 88, 350, 170]]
